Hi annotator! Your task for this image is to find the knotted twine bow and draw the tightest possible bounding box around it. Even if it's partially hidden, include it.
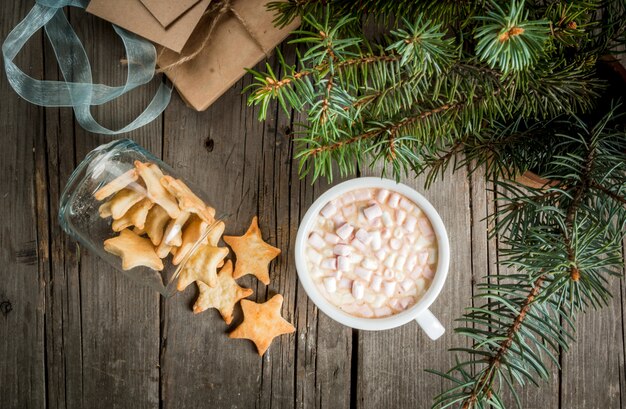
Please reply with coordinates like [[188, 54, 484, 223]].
[[156, 0, 270, 73], [2, 0, 171, 135]]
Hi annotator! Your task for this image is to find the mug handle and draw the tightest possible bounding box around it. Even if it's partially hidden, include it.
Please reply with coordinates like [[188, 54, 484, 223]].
[[415, 309, 445, 340]]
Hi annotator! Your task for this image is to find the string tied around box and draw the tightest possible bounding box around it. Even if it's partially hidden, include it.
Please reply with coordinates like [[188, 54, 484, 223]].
[[2, 0, 171, 135], [156, 0, 270, 73]]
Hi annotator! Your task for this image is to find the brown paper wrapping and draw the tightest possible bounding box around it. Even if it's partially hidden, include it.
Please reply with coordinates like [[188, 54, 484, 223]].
[[157, 0, 299, 111]]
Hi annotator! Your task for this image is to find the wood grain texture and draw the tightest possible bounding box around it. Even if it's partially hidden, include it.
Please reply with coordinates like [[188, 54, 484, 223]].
[[0, 2, 46, 408], [1, 6, 625, 409], [58, 8, 161, 409]]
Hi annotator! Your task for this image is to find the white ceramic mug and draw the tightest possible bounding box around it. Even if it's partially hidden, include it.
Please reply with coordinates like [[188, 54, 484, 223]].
[[294, 177, 450, 340]]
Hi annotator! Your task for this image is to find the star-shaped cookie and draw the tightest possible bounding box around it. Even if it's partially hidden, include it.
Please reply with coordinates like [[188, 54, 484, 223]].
[[223, 217, 281, 285], [228, 294, 295, 355], [176, 242, 228, 290], [193, 260, 254, 324], [104, 229, 164, 271], [134, 161, 181, 219]]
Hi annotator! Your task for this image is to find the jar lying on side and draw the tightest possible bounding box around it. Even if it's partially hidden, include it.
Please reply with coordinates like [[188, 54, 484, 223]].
[[59, 139, 224, 296]]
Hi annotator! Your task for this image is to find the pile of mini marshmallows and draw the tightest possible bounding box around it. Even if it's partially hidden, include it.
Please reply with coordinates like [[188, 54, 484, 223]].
[[306, 188, 437, 317]]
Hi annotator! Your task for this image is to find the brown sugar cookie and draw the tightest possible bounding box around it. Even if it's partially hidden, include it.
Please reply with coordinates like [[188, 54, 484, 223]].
[[94, 168, 138, 201], [144, 205, 170, 246], [228, 294, 295, 355], [134, 161, 180, 219], [176, 243, 228, 290], [193, 260, 254, 324], [99, 188, 145, 220], [111, 198, 154, 232], [160, 175, 216, 223], [104, 229, 164, 271], [223, 216, 281, 285]]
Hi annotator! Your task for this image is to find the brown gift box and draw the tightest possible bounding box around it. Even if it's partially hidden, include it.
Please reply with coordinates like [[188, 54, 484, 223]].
[[157, 0, 300, 111]]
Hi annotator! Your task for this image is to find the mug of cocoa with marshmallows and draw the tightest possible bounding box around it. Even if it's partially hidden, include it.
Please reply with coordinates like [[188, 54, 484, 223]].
[[295, 178, 450, 340]]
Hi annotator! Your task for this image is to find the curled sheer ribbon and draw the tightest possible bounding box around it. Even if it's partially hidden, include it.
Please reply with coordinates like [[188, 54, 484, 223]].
[[2, 0, 171, 135]]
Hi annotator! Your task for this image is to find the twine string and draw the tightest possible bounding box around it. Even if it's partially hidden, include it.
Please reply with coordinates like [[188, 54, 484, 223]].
[[157, 0, 269, 73]]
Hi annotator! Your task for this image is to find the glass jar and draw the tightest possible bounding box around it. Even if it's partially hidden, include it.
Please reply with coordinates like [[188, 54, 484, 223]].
[[59, 139, 223, 296]]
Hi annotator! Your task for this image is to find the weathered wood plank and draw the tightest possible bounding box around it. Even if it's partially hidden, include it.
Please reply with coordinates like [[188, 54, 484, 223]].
[[356, 166, 474, 409], [38, 12, 84, 409], [160, 74, 265, 409], [65, 8, 162, 409], [0, 2, 46, 409], [560, 276, 624, 409]]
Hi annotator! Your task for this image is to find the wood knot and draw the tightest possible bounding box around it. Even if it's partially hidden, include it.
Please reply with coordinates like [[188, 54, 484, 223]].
[[204, 137, 215, 153], [0, 300, 13, 316], [499, 26, 525, 43]]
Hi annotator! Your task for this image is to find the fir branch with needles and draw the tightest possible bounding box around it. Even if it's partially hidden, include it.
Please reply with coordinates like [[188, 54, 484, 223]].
[[247, 1, 626, 407]]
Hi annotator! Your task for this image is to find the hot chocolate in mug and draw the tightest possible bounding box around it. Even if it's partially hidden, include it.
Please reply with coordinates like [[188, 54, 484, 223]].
[[294, 178, 450, 340]]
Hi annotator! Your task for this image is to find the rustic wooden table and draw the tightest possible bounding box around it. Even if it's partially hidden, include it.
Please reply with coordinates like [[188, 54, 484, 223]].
[[1, 4, 625, 409]]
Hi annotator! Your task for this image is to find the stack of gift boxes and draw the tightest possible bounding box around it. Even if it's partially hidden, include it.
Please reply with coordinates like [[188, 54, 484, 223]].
[[87, 0, 299, 111]]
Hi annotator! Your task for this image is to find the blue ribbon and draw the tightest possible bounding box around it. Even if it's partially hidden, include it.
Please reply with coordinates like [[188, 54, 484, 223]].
[[2, 0, 171, 135]]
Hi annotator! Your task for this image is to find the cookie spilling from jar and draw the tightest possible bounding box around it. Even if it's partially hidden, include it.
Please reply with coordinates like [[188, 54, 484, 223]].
[[306, 188, 437, 318], [94, 166, 292, 355], [96, 160, 217, 272]]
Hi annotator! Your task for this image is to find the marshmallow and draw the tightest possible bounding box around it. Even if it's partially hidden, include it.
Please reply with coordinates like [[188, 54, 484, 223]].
[[340, 192, 355, 205], [333, 244, 352, 256], [390, 238, 402, 250], [362, 258, 378, 270], [307, 249, 323, 265], [388, 193, 401, 208], [406, 255, 418, 271], [332, 214, 346, 227], [337, 256, 351, 272], [375, 249, 387, 261], [372, 294, 387, 308], [324, 233, 340, 244], [418, 217, 434, 236], [389, 299, 401, 310], [339, 278, 353, 289], [320, 202, 338, 218], [383, 269, 395, 280], [321, 258, 337, 270], [352, 281, 365, 300], [343, 204, 357, 218], [330, 270, 343, 280], [410, 267, 423, 279], [357, 305, 374, 318], [323, 277, 337, 293], [370, 231, 382, 250], [308, 232, 325, 250], [393, 228, 404, 239], [371, 218, 383, 228], [354, 189, 371, 201], [404, 216, 418, 233], [383, 254, 396, 269], [395, 209, 407, 225], [415, 278, 426, 293], [394, 255, 406, 271], [422, 265, 434, 279], [394, 271, 405, 281], [401, 279, 414, 291], [355, 228, 371, 244], [399, 297, 414, 309], [383, 281, 397, 297], [351, 253, 364, 263], [370, 275, 383, 292], [351, 238, 367, 252], [399, 198, 414, 211], [354, 267, 373, 282], [428, 248, 437, 264], [417, 251, 429, 265], [382, 211, 393, 227], [381, 228, 392, 240], [376, 189, 390, 203], [375, 307, 392, 317], [415, 235, 431, 249], [336, 223, 354, 241], [399, 244, 411, 256], [363, 204, 383, 221]]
